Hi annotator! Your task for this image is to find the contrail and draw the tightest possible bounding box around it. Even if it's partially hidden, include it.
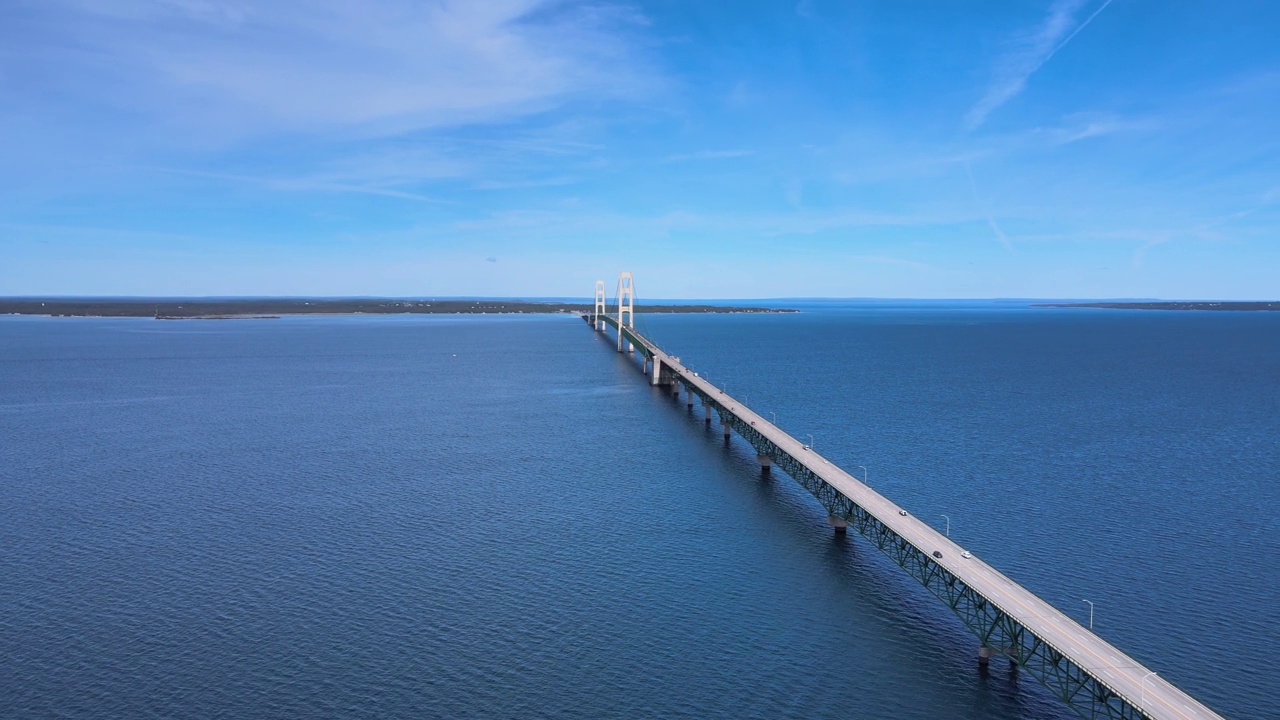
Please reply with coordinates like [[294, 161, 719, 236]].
[[965, 160, 1013, 252], [1046, 0, 1117, 64], [964, 0, 1119, 130]]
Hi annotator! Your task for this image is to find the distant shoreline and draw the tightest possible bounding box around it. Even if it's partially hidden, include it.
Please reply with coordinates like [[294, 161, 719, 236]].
[[1036, 301, 1280, 311], [0, 298, 798, 318]]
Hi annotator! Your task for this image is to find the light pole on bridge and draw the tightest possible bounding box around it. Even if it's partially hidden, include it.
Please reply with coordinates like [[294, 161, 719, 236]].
[[857, 465, 868, 487], [769, 411, 777, 425], [1082, 599, 1094, 630], [941, 514, 950, 537], [1141, 671, 1159, 712], [806, 434, 814, 449]]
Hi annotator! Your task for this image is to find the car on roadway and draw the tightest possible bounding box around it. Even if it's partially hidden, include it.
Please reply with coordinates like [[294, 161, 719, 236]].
[[898, 510, 908, 516], [932, 550, 943, 559], [961, 551, 972, 559]]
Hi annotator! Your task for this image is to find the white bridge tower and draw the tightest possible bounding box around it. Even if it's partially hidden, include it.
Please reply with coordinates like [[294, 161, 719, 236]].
[[616, 271, 635, 353], [593, 280, 606, 331]]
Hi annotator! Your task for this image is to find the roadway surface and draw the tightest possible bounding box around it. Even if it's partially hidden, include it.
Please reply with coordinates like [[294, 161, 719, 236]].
[[602, 317, 1224, 720]]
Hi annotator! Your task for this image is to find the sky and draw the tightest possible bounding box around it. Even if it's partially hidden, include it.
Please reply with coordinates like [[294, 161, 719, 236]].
[[2, 0, 1278, 299]]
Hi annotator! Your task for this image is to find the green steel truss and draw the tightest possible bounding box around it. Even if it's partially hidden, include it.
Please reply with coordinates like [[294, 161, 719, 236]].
[[586, 311, 1223, 717], [586, 312, 1158, 719], [681, 381, 1150, 720]]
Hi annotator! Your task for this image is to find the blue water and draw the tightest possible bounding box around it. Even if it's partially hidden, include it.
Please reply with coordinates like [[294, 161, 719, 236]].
[[1, 305, 1276, 719]]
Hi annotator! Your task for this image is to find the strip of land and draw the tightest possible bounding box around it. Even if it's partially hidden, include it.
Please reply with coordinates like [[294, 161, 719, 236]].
[[0, 298, 797, 318], [1037, 301, 1280, 311]]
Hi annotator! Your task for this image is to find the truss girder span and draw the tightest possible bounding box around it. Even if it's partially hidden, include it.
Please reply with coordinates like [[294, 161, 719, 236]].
[[696, 399, 1152, 720], [582, 288, 1217, 720]]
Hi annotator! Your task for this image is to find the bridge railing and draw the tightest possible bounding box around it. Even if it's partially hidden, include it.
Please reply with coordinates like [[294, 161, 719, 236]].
[[586, 315, 1221, 720]]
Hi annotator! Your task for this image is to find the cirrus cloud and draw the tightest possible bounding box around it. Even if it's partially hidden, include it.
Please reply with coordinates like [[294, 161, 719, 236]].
[[4, 0, 659, 141]]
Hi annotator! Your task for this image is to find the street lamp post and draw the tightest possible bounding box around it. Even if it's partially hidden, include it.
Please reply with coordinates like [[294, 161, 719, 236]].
[[857, 465, 868, 487], [941, 514, 950, 537], [1141, 671, 1159, 711], [769, 412, 777, 425], [1082, 599, 1094, 630], [806, 434, 814, 449]]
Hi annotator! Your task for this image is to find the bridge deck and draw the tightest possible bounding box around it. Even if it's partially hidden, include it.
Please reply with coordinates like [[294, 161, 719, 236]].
[[591, 313, 1223, 720]]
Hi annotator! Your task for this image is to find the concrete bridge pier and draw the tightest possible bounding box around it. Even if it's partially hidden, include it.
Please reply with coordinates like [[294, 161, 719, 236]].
[[579, 283, 1230, 720], [670, 380, 681, 397], [757, 454, 772, 476], [685, 386, 695, 407]]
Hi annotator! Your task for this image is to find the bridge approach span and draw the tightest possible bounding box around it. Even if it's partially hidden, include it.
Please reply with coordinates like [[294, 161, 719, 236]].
[[589, 311, 1224, 720]]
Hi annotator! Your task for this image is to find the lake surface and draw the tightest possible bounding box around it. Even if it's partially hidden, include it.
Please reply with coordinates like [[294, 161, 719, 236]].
[[1, 304, 1276, 719]]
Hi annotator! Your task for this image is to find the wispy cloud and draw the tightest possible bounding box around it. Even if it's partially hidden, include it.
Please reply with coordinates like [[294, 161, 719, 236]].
[[327, 145, 473, 182], [965, 0, 1117, 130], [662, 149, 754, 163], [1043, 112, 1153, 144], [1132, 237, 1169, 268], [8, 1, 659, 140], [844, 254, 937, 272], [472, 176, 579, 190], [153, 168, 454, 204], [996, 189, 1278, 269], [144, 125, 607, 197], [448, 206, 984, 236]]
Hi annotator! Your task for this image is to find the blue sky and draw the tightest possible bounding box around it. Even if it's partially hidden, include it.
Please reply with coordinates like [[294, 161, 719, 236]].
[[2, 1, 1278, 299]]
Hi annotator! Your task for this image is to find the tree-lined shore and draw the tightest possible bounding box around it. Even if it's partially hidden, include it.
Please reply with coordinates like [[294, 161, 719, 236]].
[[0, 298, 798, 318]]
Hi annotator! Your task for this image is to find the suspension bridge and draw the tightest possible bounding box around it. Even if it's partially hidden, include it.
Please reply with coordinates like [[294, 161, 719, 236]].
[[582, 273, 1226, 720]]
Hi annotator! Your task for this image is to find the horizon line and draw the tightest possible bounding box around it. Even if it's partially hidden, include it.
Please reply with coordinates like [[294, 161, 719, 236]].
[[3, 295, 1277, 303]]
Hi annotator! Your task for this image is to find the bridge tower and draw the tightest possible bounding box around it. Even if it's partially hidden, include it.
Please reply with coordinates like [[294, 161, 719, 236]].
[[616, 271, 635, 353], [593, 280, 606, 331]]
